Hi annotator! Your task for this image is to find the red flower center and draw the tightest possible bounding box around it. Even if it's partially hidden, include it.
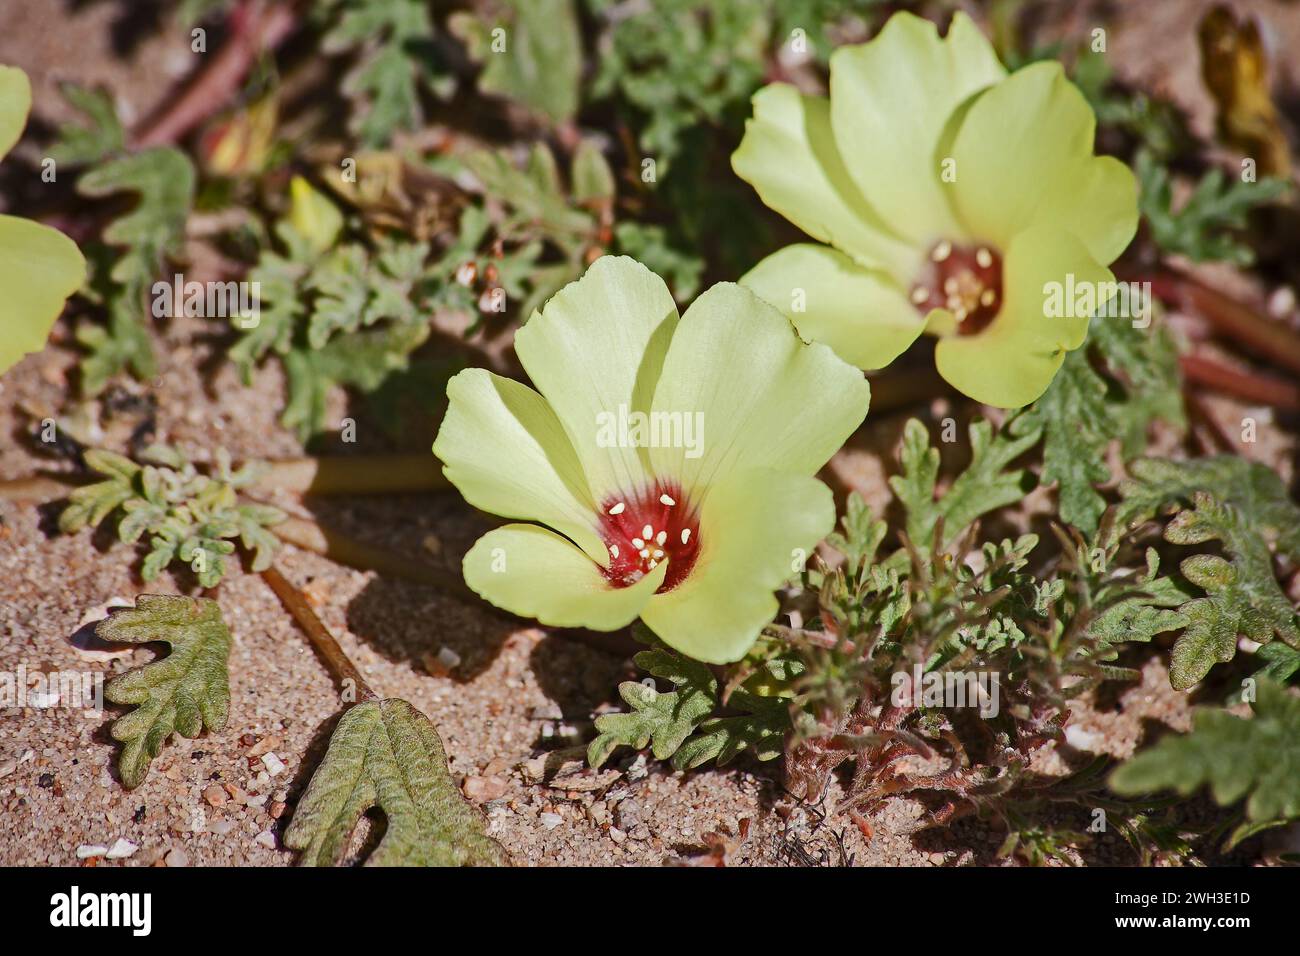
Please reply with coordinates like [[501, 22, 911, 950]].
[[909, 240, 1003, 336], [598, 481, 700, 593]]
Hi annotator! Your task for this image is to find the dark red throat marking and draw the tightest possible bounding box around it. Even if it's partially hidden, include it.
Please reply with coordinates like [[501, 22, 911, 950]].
[[598, 481, 700, 593], [909, 240, 1003, 336]]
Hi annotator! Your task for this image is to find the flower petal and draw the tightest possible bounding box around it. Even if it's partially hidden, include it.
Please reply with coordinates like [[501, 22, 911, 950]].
[[731, 83, 918, 280], [0, 65, 31, 162], [514, 255, 679, 499], [741, 243, 927, 370], [464, 524, 665, 630], [0, 215, 86, 375], [642, 469, 834, 663], [947, 61, 1138, 264], [433, 368, 605, 561], [829, 11, 1005, 246], [934, 225, 1113, 407], [649, 282, 871, 498]]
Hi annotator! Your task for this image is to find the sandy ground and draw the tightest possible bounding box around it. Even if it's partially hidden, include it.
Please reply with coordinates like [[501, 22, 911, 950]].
[[2, 0, 1298, 867]]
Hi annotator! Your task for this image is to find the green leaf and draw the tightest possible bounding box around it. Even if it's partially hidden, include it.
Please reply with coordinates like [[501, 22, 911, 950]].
[[74, 146, 196, 391], [1012, 317, 1183, 536], [321, 0, 449, 147], [890, 417, 1037, 552], [1118, 457, 1300, 689], [1111, 679, 1300, 825], [98, 595, 232, 789], [572, 140, 616, 204], [673, 688, 789, 770], [1163, 494, 1300, 689], [588, 643, 718, 767], [1137, 148, 1289, 266], [58, 445, 284, 588], [285, 698, 508, 866], [49, 83, 125, 166], [451, 0, 582, 124]]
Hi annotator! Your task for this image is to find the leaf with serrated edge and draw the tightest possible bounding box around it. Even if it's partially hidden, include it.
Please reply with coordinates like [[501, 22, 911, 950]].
[[98, 595, 231, 788], [285, 698, 507, 866], [1111, 679, 1300, 824]]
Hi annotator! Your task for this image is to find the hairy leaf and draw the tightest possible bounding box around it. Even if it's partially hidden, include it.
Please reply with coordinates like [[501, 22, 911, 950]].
[[98, 595, 232, 789], [60, 446, 284, 588], [1111, 679, 1300, 825], [320, 0, 450, 146], [1137, 148, 1288, 266], [1014, 318, 1184, 535], [1118, 457, 1300, 689], [588, 643, 718, 768], [451, 0, 582, 124], [285, 698, 508, 866], [890, 417, 1037, 552]]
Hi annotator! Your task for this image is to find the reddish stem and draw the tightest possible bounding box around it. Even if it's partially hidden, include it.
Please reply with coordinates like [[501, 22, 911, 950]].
[[1180, 353, 1300, 411], [133, 0, 299, 148]]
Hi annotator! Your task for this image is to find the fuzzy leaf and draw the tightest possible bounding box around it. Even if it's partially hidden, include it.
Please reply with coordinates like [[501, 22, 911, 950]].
[[75, 147, 195, 391], [49, 83, 125, 166], [1111, 679, 1300, 824], [588, 644, 717, 767], [451, 0, 582, 124], [285, 698, 508, 866], [891, 417, 1037, 552], [1012, 318, 1183, 535], [1118, 457, 1300, 689], [321, 0, 449, 147], [98, 595, 232, 789], [1137, 148, 1289, 266]]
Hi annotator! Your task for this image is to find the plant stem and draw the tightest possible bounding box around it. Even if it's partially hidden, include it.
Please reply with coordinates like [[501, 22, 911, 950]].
[[1179, 353, 1300, 411], [134, 0, 299, 148], [1159, 268, 1300, 377], [260, 564, 378, 702], [254, 454, 448, 495]]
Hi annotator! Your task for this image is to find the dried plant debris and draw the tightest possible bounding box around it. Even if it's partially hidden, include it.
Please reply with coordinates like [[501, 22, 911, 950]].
[[285, 698, 508, 866], [97, 596, 233, 789]]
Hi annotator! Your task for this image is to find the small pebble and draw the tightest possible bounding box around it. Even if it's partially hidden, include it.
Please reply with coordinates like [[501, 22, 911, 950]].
[[106, 838, 138, 860], [463, 775, 509, 802], [253, 830, 277, 849], [540, 812, 564, 830], [260, 753, 286, 776], [202, 784, 228, 807], [165, 847, 190, 867], [76, 844, 108, 859], [608, 827, 627, 844]]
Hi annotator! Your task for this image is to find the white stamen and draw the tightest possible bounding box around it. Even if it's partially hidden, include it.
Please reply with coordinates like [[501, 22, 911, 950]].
[[642, 524, 653, 539], [639, 548, 650, 559], [631, 537, 645, 549], [932, 240, 952, 263], [610, 544, 619, 559], [647, 559, 658, 570], [655, 531, 666, 546], [910, 287, 929, 305], [979, 289, 995, 307], [943, 277, 958, 296], [652, 549, 664, 560], [975, 247, 993, 269], [681, 528, 691, 544], [608, 502, 625, 515], [659, 494, 675, 506]]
